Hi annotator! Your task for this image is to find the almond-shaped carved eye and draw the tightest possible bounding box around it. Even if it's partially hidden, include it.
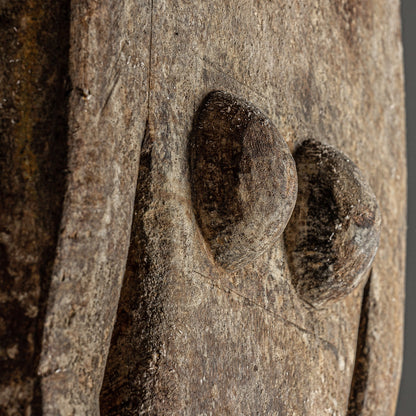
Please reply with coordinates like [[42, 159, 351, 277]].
[[190, 91, 297, 270], [284, 139, 381, 307]]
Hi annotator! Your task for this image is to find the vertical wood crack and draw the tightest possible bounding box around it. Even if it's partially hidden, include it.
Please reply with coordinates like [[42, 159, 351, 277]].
[[147, 0, 154, 123], [347, 273, 372, 415]]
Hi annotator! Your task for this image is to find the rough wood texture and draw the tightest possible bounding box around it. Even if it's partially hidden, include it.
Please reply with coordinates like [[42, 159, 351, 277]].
[[284, 139, 381, 307], [190, 91, 297, 270], [37, 1, 150, 414], [0, 1, 69, 413], [101, 1, 406, 415], [1, 0, 406, 415]]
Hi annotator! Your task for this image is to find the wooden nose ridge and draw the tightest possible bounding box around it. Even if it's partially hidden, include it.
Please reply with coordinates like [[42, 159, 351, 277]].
[[284, 139, 381, 308], [189, 91, 298, 271]]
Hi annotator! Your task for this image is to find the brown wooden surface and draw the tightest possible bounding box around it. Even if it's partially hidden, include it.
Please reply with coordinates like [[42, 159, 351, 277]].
[[0, 0, 406, 415], [0, 1, 69, 413], [102, 1, 406, 414]]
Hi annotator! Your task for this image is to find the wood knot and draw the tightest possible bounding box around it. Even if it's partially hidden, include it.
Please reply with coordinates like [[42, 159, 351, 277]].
[[190, 91, 297, 270]]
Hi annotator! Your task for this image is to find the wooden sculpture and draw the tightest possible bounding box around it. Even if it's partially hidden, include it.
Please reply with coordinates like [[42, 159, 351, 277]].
[[0, 1, 406, 415]]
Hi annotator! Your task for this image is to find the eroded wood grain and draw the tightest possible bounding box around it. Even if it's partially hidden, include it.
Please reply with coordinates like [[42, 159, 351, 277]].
[[1, 0, 405, 415], [101, 1, 406, 415]]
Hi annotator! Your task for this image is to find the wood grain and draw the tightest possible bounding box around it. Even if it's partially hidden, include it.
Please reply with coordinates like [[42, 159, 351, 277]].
[[0, 0, 406, 415]]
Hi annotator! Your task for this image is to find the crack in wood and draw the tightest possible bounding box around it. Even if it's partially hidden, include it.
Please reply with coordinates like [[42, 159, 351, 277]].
[[192, 269, 339, 362], [347, 271, 372, 415]]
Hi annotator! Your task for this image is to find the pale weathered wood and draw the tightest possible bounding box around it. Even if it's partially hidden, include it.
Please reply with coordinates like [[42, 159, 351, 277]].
[[37, 1, 150, 414], [0, 0, 405, 415], [100, 1, 406, 415]]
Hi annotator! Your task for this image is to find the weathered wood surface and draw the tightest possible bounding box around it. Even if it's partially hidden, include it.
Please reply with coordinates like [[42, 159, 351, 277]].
[[0, 1, 69, 413], [284, 139, 381, 308], [0, 0, 406, 415], [1, 0, 150, 414], [38, 1, 150, 414], [190, 91, 298, 271], [102, 1, 406, 415]]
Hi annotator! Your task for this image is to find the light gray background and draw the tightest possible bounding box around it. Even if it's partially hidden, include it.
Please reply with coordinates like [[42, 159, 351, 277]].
[[396, 1, 415, 415]]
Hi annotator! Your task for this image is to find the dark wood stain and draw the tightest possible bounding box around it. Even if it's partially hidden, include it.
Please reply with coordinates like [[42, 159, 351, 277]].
[[189, 91, 297, 270], [347, 273, 372, 415], [0, 1, 70, 413], [284, 139, 381, 307]]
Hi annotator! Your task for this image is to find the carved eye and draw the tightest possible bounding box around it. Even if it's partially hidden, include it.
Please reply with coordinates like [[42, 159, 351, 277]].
[[283, 139, 381, 307], [189, 91, 297, 270]]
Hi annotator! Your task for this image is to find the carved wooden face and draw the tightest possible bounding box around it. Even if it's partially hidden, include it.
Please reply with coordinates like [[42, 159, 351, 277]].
[[33, 1, 405, 415], [100, 88, 381, 414]]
